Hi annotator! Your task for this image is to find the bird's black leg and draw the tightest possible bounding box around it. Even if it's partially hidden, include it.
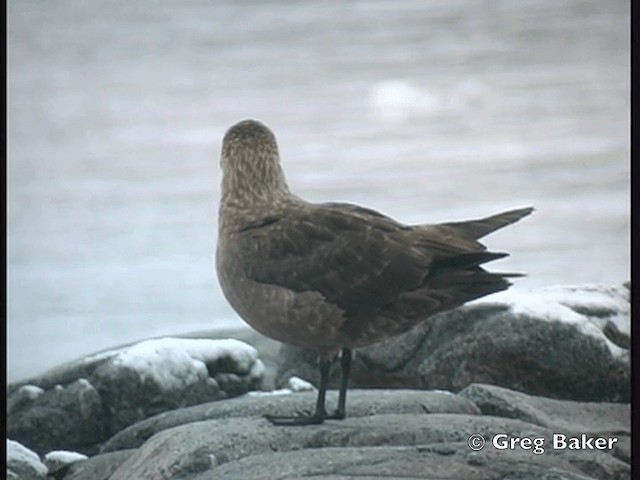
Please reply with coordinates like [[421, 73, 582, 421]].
[[265, 354, 331, 426], [327, 347, 352, 420]]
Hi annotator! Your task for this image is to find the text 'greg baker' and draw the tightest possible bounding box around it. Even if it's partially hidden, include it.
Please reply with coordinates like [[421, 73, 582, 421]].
[[491, 433, 618, 455], [553, 434, 618, 450]]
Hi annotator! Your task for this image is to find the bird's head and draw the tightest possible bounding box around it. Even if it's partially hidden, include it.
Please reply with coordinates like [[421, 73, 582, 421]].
[[220, 119, 290, 205]]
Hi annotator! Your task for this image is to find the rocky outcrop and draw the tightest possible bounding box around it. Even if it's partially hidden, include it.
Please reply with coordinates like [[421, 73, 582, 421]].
[[8, 384, 630, 480], [192, 442, 628, 480], [100, 389, 481, 452], [5, 283, 631, 479], [7, 338, 264, 455], [277, 283, 630, 402], [76, 385, 629, 480]]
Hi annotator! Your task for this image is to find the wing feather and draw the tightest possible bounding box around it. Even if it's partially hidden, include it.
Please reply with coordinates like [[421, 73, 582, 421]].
[[237, 204, 430, 316]]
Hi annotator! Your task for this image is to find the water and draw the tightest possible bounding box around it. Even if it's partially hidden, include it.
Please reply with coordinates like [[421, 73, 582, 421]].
[[7, 0, 629, 382]]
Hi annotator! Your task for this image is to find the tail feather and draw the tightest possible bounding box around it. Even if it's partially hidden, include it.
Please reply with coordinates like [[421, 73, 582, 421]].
[[431, 251, 509, 271], [427, 268, 513, 299], [442, 206, 534, 239]]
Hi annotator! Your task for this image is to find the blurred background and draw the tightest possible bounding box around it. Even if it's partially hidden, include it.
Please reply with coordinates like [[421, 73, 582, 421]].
[[7, 0, 629, 382]]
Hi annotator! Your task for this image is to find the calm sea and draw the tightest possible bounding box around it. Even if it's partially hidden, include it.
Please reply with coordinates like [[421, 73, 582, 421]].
[[7, 0, 629, 382]]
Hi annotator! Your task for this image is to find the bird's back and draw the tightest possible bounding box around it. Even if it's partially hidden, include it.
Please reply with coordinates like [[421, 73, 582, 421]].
[[218, 198, 532, 349]]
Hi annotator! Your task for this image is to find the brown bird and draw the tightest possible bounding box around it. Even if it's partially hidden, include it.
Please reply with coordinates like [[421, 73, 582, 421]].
[[216, 119, 533, 425]]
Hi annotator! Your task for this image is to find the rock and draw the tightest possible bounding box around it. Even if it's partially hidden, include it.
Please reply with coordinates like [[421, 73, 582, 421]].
[[276, 283, 630, 402], [99, 387, 629, 479], [62, 450, 136, 480], [7, 338, 265, 455], [106, 414, 544, 479], [101, 389, 480, 452], [106, 413, 628, 480], [89, 338, 263, 433], [459, 383, 630, 434], [199, 443, 628, 480], [459, 383, 630, 465], [6, 439, 48, 480], [7, 379, 106, 455]]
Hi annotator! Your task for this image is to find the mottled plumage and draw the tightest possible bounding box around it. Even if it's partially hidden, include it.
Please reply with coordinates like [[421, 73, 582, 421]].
[[216, 119, 533, 425]]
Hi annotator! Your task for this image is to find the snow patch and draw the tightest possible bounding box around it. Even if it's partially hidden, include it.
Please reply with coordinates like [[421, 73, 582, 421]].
[[473, 284, 630, 359], [247, 389, 292, 397], [7, 439, 48, 476], [17, 384, 44, 400], [111, 338, 260, 390], [76, 378, 92, 388], [247, 376, 316, 397], [431, 389, 455, 396], [44, 450, 88, 472], [44, 450, 88, 464], [287, 376, 316, 392]]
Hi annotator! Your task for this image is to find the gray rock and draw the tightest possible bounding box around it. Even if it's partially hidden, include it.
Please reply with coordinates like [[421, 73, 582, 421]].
[[107, 414, 543, 479], [62, 450, 136, 480], [205, 443, 629, 480], [7, 379, 106, 455], [277, 283, 630, 402], [459, 383, 630, 465], [459, 383, 630, 434], [7, 338, 265, 455], [6, 439, 48, 480], [106, 413, 628, 480], [101, 389, 480, 452]]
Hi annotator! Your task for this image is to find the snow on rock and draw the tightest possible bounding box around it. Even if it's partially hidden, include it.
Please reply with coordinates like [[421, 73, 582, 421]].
[[7, 385, 45, 413], [44, 450, 88, 474], [247, 375, 315, 397], [7, 439, 48, 479], [110, 338, 262, 391], [472, 283, 630, 359], [287, 376, 316, 392], [7, 337, 266, 455], [247, 388, 291, 397], [19, 385, 44, 399], [91, 337, 266, 434]]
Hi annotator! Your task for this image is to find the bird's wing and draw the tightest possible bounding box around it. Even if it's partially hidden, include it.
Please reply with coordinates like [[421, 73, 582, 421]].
[[232, 202, 483, 318]]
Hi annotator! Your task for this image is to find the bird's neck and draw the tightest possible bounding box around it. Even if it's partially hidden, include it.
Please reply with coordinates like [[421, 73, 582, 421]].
[[219, 154, 298, 233], [221, 166, 291, 206]]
